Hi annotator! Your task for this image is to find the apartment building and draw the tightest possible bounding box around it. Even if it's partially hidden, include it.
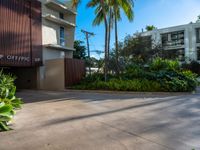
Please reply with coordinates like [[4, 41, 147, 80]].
[[0, 0, 80, 90], [140, 22, 200, 62]]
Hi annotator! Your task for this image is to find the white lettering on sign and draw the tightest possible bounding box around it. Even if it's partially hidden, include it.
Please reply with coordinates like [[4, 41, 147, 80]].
[[0, 54, 30, 62], [34, 58, 41, 62], [0, 55, 4, 59]]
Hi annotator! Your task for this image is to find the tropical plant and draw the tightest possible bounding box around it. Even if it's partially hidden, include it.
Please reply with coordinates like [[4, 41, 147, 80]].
[[74, 0, 134, 80], [73, 40, 87, 59], [182, 61, 200, 75], [112, 0, 134, 74], [146, 25, 157, 31], [0, 71, 22, 131], [118, 34, 162, 64], [73, 58, 198, 92], [71, 0, 109, 81], [88, 0, 134, 74]]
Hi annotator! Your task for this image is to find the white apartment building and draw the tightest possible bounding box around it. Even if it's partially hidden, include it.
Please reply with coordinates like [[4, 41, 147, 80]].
[[140, 22, 200, 62], [39, 0, 77, 90], [0, 0, 79, 90]]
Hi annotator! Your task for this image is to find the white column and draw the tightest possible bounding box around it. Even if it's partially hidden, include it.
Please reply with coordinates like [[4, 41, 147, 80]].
[[184, 28, 190, 61], [191, 27, 197, 60]]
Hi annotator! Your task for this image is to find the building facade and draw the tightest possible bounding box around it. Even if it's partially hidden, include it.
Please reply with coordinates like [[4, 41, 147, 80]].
[[0, 0, 78, 90], [141, 22, 200, 62]]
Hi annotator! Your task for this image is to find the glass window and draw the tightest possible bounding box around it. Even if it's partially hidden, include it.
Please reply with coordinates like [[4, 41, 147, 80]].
[[197, 47, 200, 60], [196, 28, 200, 43], [60, 27, 65, 46], [59, 13, 64, 19], [161, 31, 184, 47], [163, 49, 185, 61]]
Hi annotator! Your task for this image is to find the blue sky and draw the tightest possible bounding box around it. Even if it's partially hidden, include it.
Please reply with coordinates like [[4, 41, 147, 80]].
[[74, 0, 200, 58]]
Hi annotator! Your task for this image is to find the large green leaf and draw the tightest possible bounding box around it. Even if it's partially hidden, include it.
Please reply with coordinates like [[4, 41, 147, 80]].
[[0, 122, 10, 131], [0, 104, 12, 114]]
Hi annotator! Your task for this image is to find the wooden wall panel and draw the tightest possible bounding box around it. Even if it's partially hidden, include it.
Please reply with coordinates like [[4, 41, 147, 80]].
[[0, 0, 42, 67], [65, 58, 86, 87], [31, 0, 42, 67]]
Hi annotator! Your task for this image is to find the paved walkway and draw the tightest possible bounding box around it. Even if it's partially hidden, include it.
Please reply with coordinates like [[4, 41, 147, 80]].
[[0, 89, 200, 150]]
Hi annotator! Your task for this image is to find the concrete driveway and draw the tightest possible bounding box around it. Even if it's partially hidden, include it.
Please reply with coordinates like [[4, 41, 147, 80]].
[[0, 89, 200, 150]]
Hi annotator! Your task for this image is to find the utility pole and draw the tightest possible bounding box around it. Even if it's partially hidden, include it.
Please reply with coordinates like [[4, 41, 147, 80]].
[[81, 29, 94, 75]]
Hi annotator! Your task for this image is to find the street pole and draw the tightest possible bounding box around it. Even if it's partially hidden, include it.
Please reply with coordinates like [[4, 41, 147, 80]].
[[81, 29, 94, 75]]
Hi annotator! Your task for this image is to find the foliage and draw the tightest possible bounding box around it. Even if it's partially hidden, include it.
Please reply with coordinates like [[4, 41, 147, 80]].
[[149, 58, 180, 71], [146, 25, 157, 31], [73, 40, 87, 60], [182, 61, 200, 76], [0, 71, 22, 131], [74, 79, 161, 92], [74, 58, 198, 92], [118, 34, 163, 64]]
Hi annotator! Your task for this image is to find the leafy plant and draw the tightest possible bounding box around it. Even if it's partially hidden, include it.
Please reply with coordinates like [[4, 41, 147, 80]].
[[149, 58, 180, 71], [182, 61, 200, 76], [0, 71, 22, 131], [73, 58, 198, 92]]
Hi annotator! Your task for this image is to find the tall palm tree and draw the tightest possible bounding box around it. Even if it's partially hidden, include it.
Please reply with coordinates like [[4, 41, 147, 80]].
[[87, 0, 110, 81], [71, 0, 134, 78], [87, 0, 134, 75], [146, 25, 157, 31], [89, 1, 113, 61], [112, 0, 134, 74]]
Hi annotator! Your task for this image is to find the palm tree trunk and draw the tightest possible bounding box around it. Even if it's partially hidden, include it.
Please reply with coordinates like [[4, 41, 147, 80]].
[[100, 0, 109, 81], [107, 8, 112, 73], [114, 9, 119, 75], [108, 8, 112, 61]]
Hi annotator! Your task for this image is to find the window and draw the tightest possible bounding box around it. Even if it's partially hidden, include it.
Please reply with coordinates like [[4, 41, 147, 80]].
[[161, 31, 184, 47], [197, 47, 200, 60], [163, 49, 185, 61], [60, 27, 65, 46], [196, 28, 200, 43], [59, 13, 64, 19]]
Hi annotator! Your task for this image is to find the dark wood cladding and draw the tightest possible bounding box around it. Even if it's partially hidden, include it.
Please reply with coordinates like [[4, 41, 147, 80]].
[[65, 58, 86, 87], [0, 0, 42, 67], [31, 1, 42, 67]]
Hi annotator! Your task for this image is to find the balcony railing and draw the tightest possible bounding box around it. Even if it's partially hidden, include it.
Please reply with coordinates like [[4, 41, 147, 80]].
[[44, 44, 75, 51], [43, 14, 75, 27], [45, 0, 77, 15]]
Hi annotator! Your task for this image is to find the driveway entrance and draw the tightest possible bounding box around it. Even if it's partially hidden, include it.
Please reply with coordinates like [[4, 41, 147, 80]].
[[0, 89, 200, 150]]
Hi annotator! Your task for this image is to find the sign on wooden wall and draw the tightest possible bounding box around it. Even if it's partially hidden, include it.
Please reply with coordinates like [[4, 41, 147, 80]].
[[0, 0, 42, 67]]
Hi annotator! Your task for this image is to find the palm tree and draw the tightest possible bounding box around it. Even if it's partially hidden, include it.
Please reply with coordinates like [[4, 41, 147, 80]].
[[88, 1, 113, 61], [146, 25, 157, 31], [86, 0, 110, 81], [90, 0, 134, 74], [112, 0, 134, 74], [71, 0, 134, 79]]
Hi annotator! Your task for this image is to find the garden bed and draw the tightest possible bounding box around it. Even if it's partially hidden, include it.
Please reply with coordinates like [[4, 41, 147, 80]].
[[73, 58, 199, 92]]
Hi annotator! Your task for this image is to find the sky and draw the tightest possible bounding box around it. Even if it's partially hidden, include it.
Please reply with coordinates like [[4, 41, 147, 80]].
[[74, 0, 200, 58]]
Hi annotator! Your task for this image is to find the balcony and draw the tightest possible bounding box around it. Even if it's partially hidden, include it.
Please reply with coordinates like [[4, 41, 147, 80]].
[[45, 0, 77, 15], [44, 44, 75, 52], [43, 14, 75, 27]]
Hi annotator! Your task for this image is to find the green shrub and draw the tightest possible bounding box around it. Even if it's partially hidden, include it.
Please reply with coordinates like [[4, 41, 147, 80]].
[[74, 79, 161, 92], [182, 61, 200, 76], [0, 71, 22, 131], [73, 58, 198, 92], [149, 58, 180, 71]]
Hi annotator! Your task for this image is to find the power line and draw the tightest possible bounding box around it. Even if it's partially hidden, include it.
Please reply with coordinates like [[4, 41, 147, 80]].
[[81, 29, 95, 74]]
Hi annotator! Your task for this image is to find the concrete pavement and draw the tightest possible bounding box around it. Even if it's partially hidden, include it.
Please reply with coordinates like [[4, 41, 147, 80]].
[[0, 89, 200, 150]]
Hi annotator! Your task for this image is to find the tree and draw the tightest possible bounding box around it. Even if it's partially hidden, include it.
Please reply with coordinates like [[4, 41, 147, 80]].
[[196, 15, 200, 23], [146, 25, 157, 31], [119, 34, 162, 64], [112, 0, 134, 74], [73, 40, 87, 59], [87, 0, 134, 75], [72, 0, 109, 81]]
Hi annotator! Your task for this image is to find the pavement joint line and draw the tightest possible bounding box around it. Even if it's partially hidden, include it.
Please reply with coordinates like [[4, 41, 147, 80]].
[[95, 119, 174, 150]]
